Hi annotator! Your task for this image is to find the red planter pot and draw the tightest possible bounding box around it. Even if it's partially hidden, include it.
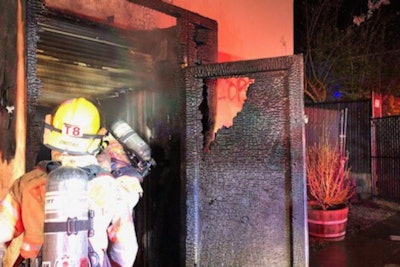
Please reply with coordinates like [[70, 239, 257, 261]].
[[307, 202, 349, 240]]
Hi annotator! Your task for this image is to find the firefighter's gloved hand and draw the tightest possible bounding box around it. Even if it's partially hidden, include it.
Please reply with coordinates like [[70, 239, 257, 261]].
[[96, 150, 112, 172], [102, 131, 131, 170], [116, 175, 143, 209]]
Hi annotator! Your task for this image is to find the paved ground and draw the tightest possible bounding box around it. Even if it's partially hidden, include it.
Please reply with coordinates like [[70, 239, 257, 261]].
[[310, 199, 400, 267]]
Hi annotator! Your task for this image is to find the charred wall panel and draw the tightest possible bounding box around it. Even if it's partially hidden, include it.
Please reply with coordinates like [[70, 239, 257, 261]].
[[35, 12, 155, 108], [0, 0, 18, 163], [0, 0, 19, 197], [26, 0, 46, 171], [183, 56, 307, 266]]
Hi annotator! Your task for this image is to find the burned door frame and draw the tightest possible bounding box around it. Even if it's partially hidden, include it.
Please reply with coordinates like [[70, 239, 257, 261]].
[[182, 56, 307, 266], [24, 1, 218, 266], [24, 0, 218, 175]]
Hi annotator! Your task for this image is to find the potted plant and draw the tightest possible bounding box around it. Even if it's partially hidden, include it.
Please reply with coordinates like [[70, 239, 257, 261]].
[[306, 135, 355, 240]]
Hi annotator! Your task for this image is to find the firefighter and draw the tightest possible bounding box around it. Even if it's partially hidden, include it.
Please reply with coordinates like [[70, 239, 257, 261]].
[[0, 97, 143, 266]]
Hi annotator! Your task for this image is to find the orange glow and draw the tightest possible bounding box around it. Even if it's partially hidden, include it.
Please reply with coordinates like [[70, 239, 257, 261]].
[[217, 52, 243, 62], [0, 0, 26, 200], [214, 77, 254, 132], [15, 0, 26, 176], [172, 0, 294, 61], [45, 0, 293, 59], [14, 1, 27, 177], [171, 0, 292, 134], [0, 1, 27, 265]]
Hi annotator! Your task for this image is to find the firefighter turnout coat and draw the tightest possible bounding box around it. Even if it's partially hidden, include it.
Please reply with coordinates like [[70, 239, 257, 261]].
[[0, 161, 142, 266]]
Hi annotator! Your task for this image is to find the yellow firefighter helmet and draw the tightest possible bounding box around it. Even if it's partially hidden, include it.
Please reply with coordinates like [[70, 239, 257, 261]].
[[42, 97, 104, 155]]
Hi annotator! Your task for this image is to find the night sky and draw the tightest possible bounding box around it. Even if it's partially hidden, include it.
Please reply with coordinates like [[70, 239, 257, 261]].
[[294, 0, 400, 53]]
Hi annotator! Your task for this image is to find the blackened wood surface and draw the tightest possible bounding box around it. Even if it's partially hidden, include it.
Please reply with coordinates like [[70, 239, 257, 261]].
[[0, 0, 18, 163], [129, 0, 218, 30], [26, 0, 44, 171], [183, 55, 307, 266]]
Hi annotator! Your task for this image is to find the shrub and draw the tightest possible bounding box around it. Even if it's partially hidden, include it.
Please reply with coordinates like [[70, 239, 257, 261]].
[[306, 137, 355, 210]]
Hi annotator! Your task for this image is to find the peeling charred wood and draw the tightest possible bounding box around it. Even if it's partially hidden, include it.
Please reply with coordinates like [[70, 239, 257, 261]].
[[0, 0, 18, 164]]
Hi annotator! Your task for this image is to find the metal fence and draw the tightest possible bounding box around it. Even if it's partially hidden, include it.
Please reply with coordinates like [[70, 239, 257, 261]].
[[306, 100, 371, 174], [305, 107, 341, 148], [371, 116, 400, 201], [306, 100, 400, 201]]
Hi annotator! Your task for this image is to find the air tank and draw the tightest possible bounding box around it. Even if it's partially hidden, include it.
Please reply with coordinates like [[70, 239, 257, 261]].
[[110, 120, 152, 162], [42, 166, 90, 267]]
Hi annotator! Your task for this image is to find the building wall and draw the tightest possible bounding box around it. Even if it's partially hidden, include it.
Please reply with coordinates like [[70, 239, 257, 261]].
[[45, 0, 294, 62], [43, 0, 294, 131], [170, 0, 294, 61], [170, 0, 294, 130]]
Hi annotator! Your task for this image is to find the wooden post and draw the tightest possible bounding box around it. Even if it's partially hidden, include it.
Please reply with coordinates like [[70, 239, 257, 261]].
[[15, 0, 27, 177], [1, 1, 26, 266], [0, 0, 25, 199]]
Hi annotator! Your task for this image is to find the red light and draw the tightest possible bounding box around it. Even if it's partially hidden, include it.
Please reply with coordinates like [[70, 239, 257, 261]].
[[374, 99, 381, 108]]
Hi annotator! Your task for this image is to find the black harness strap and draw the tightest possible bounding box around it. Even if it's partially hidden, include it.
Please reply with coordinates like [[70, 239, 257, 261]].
[[44, 218, 90, 235]]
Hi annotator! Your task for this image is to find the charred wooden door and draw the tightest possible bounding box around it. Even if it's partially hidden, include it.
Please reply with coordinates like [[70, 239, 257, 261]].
[[182, 56, 307, 266]]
